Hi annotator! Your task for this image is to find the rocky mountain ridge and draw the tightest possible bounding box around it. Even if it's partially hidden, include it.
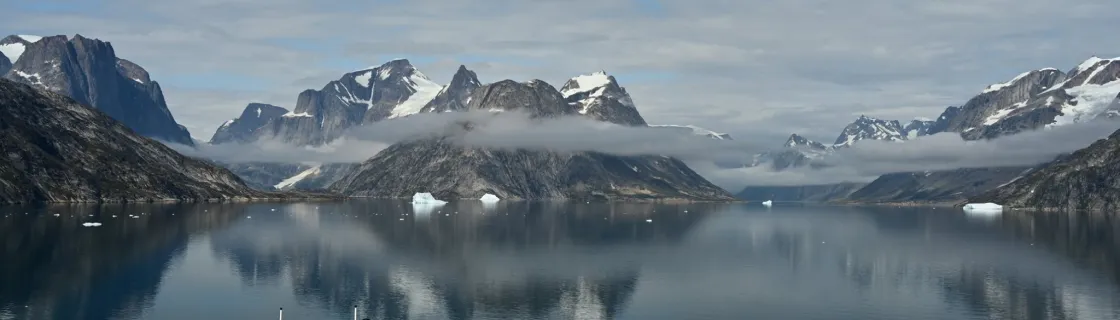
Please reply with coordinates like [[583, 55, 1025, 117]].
[[1, 34, 194, 145]]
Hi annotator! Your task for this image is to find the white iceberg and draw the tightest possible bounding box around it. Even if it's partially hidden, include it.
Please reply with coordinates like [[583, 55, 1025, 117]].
[[962, 203, 1003, 213], [761, 200, 772, 207], [81, 222, 102, 227], [479, 193, 500, 202], [412, 192, 447, 204]]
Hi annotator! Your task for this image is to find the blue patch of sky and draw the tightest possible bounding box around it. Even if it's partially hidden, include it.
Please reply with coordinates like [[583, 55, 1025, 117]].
[[162, 73, 271, 91], [631, 0, 666, 16]]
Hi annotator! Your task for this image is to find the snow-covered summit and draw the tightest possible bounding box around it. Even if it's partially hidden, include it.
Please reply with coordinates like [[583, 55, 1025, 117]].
[[832, 115, 907, 147], [560, 71, 645, 126]]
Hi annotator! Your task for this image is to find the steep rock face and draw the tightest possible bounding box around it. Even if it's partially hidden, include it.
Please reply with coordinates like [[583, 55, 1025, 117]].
[[332, 80, 734, 201], [419, 65, 480, 113], [844, 167, 1033, 203], [944, 68, 1067, 139], [1, 35, 194, 145], [560, 71, 646, 126], [969, 129, 1120, 211], [0, 53, 9, 75], [785, 134, 828, 150], [250, 59, 465, 145], [0, 79, 263, 203], [209, 103, 289, 144]]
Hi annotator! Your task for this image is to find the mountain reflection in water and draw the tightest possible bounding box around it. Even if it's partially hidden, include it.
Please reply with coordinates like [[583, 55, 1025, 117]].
[[1, 202, 1119, 319]]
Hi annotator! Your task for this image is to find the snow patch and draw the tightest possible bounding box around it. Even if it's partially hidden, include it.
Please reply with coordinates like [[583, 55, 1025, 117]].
[[387, 73, 442, 118], [0, 43, 27, 63], [282, 111, 313, 118], [412, 192, 447, 204], [13, 70, 43, 86], [255, 107, 262, 117], [1051, 80, 1120, 126], [354, 70, 372, 87], [274, 165, 321, 189], [1076, 57, 1104, 73], [983, 101, 1028, 125], [479, 193, 500, 202], [219, 119, 235, 128], [562, 71, 613, 98], [132, 78, 144, 84]]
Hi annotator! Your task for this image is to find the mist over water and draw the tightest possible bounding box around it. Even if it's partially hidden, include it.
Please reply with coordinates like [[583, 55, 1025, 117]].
[[2, 202, 1120, 320]]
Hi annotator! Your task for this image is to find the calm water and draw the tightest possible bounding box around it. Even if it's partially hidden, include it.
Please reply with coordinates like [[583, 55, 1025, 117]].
[[2, 201, 1120, 320]]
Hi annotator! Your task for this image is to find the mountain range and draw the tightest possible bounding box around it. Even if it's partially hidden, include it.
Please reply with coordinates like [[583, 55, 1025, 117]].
[[4, 33, 1120, 207], [203, 58, 731, 200], [741, 55, 1120, 205]]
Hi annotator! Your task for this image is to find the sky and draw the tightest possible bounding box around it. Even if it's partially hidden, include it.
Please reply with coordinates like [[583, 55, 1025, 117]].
[[4, 0, 1120, 145]]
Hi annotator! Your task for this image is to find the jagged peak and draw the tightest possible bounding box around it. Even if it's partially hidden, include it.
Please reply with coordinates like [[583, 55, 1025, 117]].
[[560, 71, 619, 98]]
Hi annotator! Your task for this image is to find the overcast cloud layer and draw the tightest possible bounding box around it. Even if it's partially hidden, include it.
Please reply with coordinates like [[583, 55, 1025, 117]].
[[5, 0, 1120, 144], [169, 111, 1120, 192]]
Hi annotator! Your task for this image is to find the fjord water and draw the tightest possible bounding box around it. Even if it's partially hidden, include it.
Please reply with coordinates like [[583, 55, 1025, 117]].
[[2, 202, 1120, 320]]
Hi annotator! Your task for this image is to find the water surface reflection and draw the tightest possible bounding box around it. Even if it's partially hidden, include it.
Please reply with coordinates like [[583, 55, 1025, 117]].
[[1, 202, 1119, 319]]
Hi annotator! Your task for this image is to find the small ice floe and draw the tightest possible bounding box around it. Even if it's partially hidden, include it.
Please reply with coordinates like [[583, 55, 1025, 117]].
[[963, 203, 1003, 214], [53, 213, 60, 217], [412, 192, 447, 204], [271, 208, 276, 211], [762, 200, 773, 207], [81, 222, 102, 227], [645, 219, 652, 223], [479, 193, 500, 202]]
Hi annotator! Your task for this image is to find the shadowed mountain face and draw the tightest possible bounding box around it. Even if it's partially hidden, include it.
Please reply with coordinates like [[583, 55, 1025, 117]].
[[1, 35, 193, 145], [0, 79, 263, 203]]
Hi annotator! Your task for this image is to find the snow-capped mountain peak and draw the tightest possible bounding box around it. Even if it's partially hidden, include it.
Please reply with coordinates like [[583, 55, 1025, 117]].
[[832, 115, 906, 147], [559, 71, 644, 125], [784, 134, 827, 150], [560, 71, 615, 98]]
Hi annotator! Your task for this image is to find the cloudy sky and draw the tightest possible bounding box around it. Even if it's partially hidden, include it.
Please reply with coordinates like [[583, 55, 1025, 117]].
[[4, 0, 1120, 144]]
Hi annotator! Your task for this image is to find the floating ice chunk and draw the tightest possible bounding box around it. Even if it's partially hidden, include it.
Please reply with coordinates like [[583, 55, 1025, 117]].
[[762, 200, 773, 207], [412, 192, 447, 204], [479, 193, 500, 202], [81, 222, 102, 227], [963, 203, 1003, 213]]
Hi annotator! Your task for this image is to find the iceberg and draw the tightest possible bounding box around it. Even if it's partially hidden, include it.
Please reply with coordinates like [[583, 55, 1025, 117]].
[[479, 193, 500, 202], [962, 203, 1003, 213], [412, 192, 447, 204], [762, 200, 772, 207]]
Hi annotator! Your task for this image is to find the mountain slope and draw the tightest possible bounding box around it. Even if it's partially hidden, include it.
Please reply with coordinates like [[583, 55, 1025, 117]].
[[0, 79, 265, 203], [1, 34, 193, 145], [843, 167, 1032, 203], [969, 129, 1120, 211], [332, 79, 734, 201]]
